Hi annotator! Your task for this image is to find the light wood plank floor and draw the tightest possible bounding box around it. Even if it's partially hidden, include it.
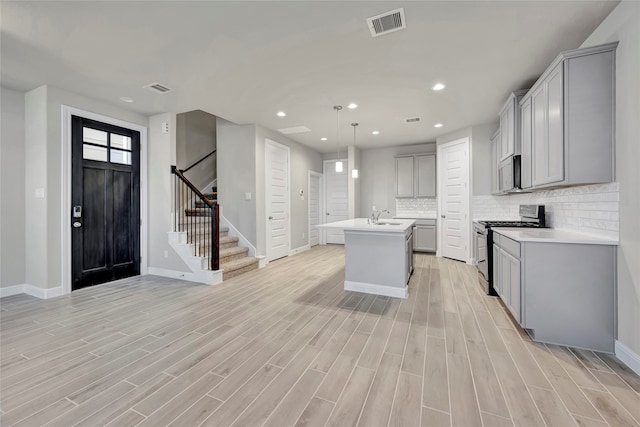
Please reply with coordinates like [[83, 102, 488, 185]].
[[1, 245, 638, 426]]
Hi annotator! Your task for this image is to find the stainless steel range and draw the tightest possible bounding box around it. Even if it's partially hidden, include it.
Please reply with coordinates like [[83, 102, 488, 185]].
[[473, 205, 546, 295]]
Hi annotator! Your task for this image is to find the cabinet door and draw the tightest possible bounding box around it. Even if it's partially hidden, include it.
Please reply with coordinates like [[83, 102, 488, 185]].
[[531, 84, 547, 186], [414, 226, 436, 252], [415, 154, 436, 197], [499, 249, 511, 307], [520, 97, 532, 189], [504, 250, 521, 322], [491, 134, 499, 194], [395, 157, 414, 197], [493, 244, 501, 297], [499, 106, 512, 161], [546, 64, 564, 184]]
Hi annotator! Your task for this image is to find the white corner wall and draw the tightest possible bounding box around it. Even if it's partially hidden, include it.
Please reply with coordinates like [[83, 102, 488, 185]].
[[1, 87, 26, 288], [147, 113, 190, 273], [581, 0, 640, 370]]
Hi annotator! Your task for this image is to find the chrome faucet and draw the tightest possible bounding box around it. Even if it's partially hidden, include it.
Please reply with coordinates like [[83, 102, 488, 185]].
[[371, 208, 390, 224]]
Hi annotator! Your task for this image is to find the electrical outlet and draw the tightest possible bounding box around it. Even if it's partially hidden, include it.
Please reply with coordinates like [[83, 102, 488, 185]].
[[164, 250, 168, 258], [302, 233, 306, 239]]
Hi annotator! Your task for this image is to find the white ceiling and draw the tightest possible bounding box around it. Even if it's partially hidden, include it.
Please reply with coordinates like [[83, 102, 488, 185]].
[[0, 1, 618, 153]]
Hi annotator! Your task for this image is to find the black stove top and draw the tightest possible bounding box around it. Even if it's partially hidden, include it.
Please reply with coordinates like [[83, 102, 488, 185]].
[[478, 220, 545, 228]]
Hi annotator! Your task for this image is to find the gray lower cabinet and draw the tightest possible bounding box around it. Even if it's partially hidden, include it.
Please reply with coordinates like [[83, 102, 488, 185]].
[[493, 233, 616, 352], [413, 219, 436, 252], [521, 42, 616, 190]]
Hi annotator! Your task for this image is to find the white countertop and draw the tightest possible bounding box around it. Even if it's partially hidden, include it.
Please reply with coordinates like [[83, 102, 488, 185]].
[[393, 215, 437, 220], [493, 228, 619, 245], [316, 218, 415, 233]]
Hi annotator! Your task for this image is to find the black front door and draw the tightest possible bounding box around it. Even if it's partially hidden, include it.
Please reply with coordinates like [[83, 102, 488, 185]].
[[71, 116, 140, 290]]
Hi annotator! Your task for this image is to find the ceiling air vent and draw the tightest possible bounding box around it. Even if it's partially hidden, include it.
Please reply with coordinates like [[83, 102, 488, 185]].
[[367, 8, 406, 38], [143, 82, 173, 94], [404, 117, 421, 124]]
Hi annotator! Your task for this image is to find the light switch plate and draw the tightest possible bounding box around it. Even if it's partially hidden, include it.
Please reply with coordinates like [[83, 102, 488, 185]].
[[245, 192, 252, 200], [35, 188, 45, 198]]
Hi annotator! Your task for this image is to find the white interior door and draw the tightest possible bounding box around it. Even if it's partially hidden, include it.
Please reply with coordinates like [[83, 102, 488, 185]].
[[324, 159, 348, 244], [266, 140, 290, 261], [309, 172, 321, 247], [438, 138, 469, 262]]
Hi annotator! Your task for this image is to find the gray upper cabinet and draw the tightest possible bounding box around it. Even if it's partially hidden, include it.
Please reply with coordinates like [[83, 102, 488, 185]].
[[415, 154, 436, 197], [498, 91, 527, 162], [490, 129, 501, 195], [520, 97, 532, 189], [395, 154, 436, 198], [522, 42, 616, 190], [395, 156, 414, 197]]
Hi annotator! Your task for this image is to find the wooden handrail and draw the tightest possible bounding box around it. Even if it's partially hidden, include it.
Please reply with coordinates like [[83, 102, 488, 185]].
[[181, 149, 217, 174], [171, 166, 214, 207]]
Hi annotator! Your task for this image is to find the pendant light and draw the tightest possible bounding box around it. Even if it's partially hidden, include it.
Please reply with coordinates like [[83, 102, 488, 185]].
[[351, 122, 359, 179], [333, 105, 343, 172]]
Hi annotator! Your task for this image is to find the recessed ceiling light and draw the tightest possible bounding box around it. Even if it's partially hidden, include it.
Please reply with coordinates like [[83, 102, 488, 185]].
[[434, 123, 443, 128], [119, 97, 134, 103], [277, 111, 286, 117], [347, 103, 358, 109], [372, 131, 380, 135], [432, 83, 446, 91], [321, 137, 328, 141]]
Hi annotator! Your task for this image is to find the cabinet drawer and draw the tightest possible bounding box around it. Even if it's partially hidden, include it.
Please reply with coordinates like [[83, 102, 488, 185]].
[[414, 219, 436, 227], [500, 235, 520, 258]]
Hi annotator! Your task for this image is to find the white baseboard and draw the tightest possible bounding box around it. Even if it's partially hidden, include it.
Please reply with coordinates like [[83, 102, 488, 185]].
[[289, 244, 310, 256], [344, 280, 408, 299], [147, 267, 223, 286], [0, 284, 63, 299], [0, 284, 27, 298], [257, 256, 268, 268], [615, 340, 640, 376]]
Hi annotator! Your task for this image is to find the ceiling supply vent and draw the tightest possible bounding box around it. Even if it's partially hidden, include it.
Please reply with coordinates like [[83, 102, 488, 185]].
[[404, 117, 421, 124], [143, 82, 173, 94], [367, 8, 406, 38]]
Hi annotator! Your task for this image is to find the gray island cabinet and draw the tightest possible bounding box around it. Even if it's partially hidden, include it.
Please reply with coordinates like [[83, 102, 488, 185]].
[[316, 218, 415, 299], [493, 228, 617, 352]]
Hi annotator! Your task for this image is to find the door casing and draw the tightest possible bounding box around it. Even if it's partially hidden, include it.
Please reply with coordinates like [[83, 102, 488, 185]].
[[61, 106, 148, 296], [308, 170, 323, 247]]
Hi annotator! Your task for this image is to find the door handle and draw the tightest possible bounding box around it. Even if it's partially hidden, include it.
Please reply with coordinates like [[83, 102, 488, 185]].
[[441, 215, 446, 219], [73, 221, 82, 228], [326, 212, 330, 216], [268, 216, 273, 220]]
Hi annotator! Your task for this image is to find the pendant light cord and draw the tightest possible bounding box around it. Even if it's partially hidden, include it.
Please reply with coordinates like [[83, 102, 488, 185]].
[[333, 105, 342, 159]]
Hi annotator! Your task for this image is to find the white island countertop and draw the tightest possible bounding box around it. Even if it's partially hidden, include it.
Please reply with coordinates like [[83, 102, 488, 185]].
[[316, 218, 415, 233], [494, 228, 619, 245]]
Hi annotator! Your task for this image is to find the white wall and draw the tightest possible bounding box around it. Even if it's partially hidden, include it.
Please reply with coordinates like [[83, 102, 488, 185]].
[[23, 85, 148, 290], [1, 87, 26, 287], [148, 113, 190, 272], [581, 0, 640, 363], [471, 123, 497, 196], [217, 119, 257, 248], [359, 142, 436, 218], [176, 110, 217, 191], [255, 125, 323, 253]]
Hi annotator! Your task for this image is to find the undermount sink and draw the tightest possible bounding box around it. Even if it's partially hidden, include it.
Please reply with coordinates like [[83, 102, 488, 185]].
[[374, 222, 402, 226]]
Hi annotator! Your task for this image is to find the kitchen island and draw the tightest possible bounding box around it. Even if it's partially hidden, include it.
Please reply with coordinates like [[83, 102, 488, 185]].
[[317, 218, 415, 298]]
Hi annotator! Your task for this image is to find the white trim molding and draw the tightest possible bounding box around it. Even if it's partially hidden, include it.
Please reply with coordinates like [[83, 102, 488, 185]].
[[0, 284, 63, 299], [289, 244, 311, 256], [615, 340, 640, 376], [61, 106, 149, 296], [147, 267, 223, 285], [344, 280, 408, 299], [0, 285, 27, 298]]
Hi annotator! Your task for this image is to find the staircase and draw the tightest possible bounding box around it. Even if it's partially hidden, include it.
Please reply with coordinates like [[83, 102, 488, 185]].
[[188, 189, 259, 280]]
